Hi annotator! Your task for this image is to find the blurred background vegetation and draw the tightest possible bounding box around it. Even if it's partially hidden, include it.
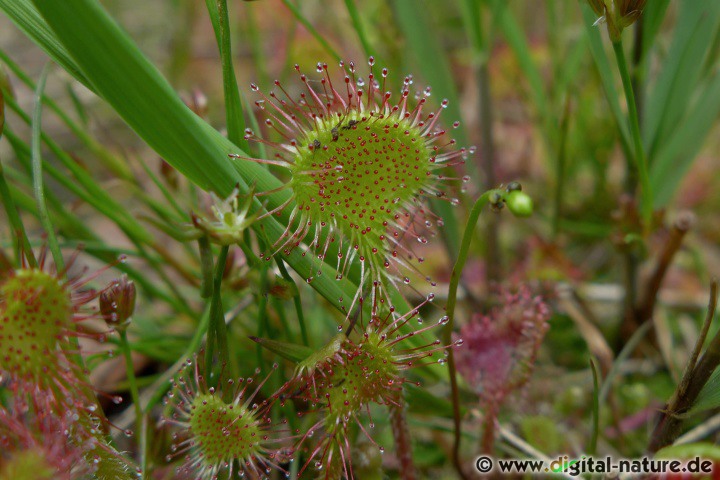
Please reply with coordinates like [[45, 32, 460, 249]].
[[2, 0, 720, 478]]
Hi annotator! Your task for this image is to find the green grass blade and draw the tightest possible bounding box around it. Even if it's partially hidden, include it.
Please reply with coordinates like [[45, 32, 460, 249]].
[[31, 64, 64, 272], [0, 0, 88, 86], [21, 0, 444, 351], [3, 96, 152, 243], [580, 2, 632, 159], [392, 0, 463, 256], [0, 158, 37, 266], [392, 1, 467, 149], [0, 48, 133, 180], [643, 0, 720, 160], [204, 0, 248, 149], [458, 0, 484, 54], [488, 0, 551, 137], [344, 0, 376, 61], [280, 0, 341, 61], [640, 0, 671, 62], [29, 0, 242, 195], [650, 73, 720, 207], [689, 365, 720, 415]]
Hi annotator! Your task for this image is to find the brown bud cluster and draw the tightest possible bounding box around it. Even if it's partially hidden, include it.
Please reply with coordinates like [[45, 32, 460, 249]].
[[100, 275, 136, 330], [588, 0, 647, 41]]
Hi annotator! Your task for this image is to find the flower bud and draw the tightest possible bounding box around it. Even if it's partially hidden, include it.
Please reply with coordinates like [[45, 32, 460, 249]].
[[588, 0, 647, 41], [191, 188, 258, 245], [100, 275, 136, 330], [506, 190, 534, 218], [506, 181, 522, 193]]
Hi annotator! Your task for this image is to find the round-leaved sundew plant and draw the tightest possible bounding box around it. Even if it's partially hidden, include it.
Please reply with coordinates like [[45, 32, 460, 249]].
[[0, 250, 109, 404], [162, 357, 291, 480], [0, 392, 95, 480], [288, 294, 461, 478], [0, 250, 137, 478], [453, 285, 550, 452], [234, 58, 471, 316]]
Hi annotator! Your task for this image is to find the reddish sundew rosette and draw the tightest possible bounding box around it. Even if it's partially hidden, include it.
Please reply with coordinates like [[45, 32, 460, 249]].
[[234, 58, 471, 317], [453, 285, 550, 407], [0, 250, 138, 477], [288, 294, 461, 478], [0, 250, 116, 409], [162, 357, 291, 480], [0, 392, 96, 479]]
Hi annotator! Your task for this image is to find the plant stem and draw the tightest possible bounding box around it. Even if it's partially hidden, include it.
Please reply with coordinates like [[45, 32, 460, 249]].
[[276, 258, 309, 346], [118, 329, 144, 477], [612, 40, 652, 227], [444, 189, 499, 479], [388, 392, 417, 480], [552, 97, 571, 239], [636, 213, 695, 324], [0, 156, 36, 267], [206, 245, 230, 376], [589, 358, 600, 456], [480, 403, 498, 454], [255, 261, 269, 373], [648, 281, 720, 452], [478, 62, 501, 283], [212, 0, 248, 150], [31, 64, 64, 273]]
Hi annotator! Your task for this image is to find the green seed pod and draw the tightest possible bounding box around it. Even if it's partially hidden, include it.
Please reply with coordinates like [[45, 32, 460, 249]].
[[506, 190, 534, 218]]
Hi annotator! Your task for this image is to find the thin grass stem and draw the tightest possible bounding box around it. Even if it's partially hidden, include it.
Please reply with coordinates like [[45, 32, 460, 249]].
[[31, 64, 64, 272], [612, 39, 652, 227]]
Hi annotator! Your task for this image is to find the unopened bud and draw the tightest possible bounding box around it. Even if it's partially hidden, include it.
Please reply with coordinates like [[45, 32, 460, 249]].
[[160, 159, 179, 190], [588, 0, 647, 41], [506, 181, 522, 193], [506, 190, 534, 218], [191, 188, 259, 245], [100, 275, 136, 330]]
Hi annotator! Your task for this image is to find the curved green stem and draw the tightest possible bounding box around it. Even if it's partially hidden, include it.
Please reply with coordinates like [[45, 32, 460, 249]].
[[118, 329, 144, 477], [443, 188, 500, 478], [612, 40, 652, 227]]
